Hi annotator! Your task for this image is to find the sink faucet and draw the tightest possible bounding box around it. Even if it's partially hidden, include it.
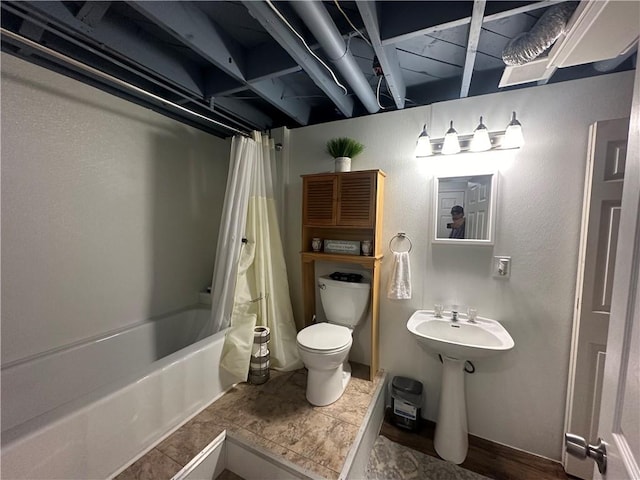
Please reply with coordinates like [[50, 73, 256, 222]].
[[451, 310, 459, 322]]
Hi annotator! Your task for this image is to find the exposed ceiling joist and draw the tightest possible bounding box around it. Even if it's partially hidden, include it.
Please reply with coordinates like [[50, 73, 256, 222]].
[[381, 0, 564, 46], [128, 0, 311, 125], [483, 0, 567, 21], [212, 97, 272, 131], [128, 1, 245, 80], [76, 1, 111, 29], [460, 0, 486, 98], [243, 0, 355, 118], [245, 42, 301, 82], [357, 1, 405, 109], [16, 1, 205, 95], [251, 78, 311, 125], [2, 0, 634, 139]]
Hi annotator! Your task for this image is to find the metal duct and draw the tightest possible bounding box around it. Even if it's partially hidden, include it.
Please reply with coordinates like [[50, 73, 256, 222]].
[[502, 2, 579, 66], [289, 1, 379, 113]]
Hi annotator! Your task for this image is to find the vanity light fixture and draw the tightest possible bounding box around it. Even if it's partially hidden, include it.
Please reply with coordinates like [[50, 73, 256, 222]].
[[470, 116, 492, 152], [414, 124, 433, 157], [416, 112, 524, 156], [503, 111, 525, 149], [441, 121, 461, 155]]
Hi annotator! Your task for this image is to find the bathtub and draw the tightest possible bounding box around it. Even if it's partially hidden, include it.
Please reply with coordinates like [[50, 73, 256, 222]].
[[1, 305, 236, 479]]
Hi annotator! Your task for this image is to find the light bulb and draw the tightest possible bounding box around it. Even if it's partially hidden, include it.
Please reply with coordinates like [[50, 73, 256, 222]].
[[470, 116, 492, 152], [504, 111, 524, 149], [415, 124, 433, 157], [441, 120, 460, 155]]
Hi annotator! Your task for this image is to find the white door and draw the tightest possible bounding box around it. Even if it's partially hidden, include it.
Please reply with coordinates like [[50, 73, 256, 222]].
[[464, 176, 492, 240], [565, 64, 640, 479], [564, 118, 629, 479]]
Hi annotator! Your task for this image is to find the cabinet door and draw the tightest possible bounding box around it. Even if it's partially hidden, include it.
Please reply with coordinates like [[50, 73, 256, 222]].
[[303, 175, 337, 225], [337, 172, 376, 227]]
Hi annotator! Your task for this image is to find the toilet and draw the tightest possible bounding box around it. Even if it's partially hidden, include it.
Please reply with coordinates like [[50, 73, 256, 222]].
[[296, 274, 371, 406]]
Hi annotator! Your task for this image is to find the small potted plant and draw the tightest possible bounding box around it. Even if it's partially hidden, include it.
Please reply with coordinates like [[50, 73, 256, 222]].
[[326, 137, 365, 172]]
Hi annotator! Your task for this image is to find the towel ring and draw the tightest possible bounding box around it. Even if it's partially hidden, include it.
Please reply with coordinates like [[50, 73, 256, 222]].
[[389, 232, 412, 254]]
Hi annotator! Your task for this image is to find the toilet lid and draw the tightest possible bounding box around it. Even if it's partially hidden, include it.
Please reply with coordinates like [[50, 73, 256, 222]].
[[297, 323, 351, 351]]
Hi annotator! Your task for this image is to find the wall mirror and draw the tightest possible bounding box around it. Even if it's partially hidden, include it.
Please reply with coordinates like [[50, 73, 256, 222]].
[[433, 173, 497, 245]]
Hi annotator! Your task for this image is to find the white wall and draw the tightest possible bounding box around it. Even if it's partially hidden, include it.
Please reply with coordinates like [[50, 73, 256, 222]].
[[1, 54, 230, 365], [284, 71, 635, 460]]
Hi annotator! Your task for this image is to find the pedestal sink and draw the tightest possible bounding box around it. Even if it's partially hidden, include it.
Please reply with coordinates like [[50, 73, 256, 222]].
[[407, 310, 514, 464]]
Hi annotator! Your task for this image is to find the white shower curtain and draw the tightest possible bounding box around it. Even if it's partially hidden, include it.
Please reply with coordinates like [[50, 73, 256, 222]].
[[208, 135, 255, 334], [218, 132, 302, 379]]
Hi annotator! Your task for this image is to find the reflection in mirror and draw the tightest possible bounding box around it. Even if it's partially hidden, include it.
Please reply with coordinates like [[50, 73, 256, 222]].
[[434, 174, 495, 244]]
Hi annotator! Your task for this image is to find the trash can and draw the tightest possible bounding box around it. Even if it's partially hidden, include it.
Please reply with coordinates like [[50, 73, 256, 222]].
[[391, 376, 423, 431]]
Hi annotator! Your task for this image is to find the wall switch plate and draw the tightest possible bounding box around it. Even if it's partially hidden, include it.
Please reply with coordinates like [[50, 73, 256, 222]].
[[493, 256, 511, 278]]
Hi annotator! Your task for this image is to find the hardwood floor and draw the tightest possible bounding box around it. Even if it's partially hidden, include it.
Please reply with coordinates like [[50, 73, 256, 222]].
[[380, 412, 576, 480]]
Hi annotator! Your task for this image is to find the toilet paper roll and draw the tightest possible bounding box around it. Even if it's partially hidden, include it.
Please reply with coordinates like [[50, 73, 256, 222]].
[[253, 326, 270, 342], [250, 358, 270, 370], [252, 326, 270, 356], [252, 345, 270, 357]]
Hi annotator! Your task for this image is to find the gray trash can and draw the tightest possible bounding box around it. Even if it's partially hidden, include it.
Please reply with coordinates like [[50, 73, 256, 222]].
[[391, 376, 423, 431]]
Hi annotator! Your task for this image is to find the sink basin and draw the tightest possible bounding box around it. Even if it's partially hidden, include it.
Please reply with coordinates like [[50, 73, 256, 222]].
[[407, 310, 514, 360]]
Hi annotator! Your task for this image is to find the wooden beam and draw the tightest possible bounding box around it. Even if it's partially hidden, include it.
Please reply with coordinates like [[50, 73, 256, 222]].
[[18, 1, 205, 95], [128, 1, 245, 80], [76, 2, 111, 28], [382, 0, 564, 46], [251, 78, 311, 126], [357, 1, 406, 109], [130, 0, 312, 125], [460, 0, 486, 98]]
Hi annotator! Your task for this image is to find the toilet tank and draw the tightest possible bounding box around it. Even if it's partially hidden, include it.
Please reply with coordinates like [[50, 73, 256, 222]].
[[318, 275, 370, 328]]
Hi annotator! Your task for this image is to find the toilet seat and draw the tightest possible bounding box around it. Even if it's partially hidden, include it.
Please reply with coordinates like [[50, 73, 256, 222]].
[[296, 323, 351, 353]]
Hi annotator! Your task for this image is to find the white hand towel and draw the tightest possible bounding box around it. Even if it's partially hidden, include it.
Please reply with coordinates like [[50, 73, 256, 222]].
[[387, 251, 411, 299]]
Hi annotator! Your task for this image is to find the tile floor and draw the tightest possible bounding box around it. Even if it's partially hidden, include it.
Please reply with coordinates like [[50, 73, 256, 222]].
[[116, 364, 382, 480]]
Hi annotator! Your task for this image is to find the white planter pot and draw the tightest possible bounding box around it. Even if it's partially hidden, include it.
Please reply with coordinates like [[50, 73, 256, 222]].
[[334, 156, 352, 172]]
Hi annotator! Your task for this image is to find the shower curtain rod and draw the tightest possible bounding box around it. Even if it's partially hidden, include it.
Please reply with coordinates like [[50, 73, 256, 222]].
[[1, 27, 251, 138], [0, 2, 253, 133]]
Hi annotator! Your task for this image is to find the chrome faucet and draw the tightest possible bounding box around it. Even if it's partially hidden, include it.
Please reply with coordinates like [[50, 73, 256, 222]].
[[451, 310, 459, 322]]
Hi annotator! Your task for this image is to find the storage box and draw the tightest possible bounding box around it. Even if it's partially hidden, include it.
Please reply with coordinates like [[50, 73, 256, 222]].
[[324, 239, 360, 255]]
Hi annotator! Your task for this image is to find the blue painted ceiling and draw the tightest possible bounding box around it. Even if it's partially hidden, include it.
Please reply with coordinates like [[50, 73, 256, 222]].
[[1, 1, 636, 137]]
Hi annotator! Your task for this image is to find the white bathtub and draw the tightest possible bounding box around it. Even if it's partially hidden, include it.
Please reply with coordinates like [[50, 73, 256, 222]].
[[1, 306, 235, 479]]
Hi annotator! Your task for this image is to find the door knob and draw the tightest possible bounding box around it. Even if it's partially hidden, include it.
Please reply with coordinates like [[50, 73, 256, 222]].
[[565, 433, 607, 474]]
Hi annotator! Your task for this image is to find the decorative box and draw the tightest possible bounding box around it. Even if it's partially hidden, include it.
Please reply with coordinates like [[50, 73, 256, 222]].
[[324, 239, 360, 255]]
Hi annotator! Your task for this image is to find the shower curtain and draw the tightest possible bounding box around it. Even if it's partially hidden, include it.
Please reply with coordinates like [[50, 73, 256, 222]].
[[208, 135, 255, 334], [218, 132, 302, 380]]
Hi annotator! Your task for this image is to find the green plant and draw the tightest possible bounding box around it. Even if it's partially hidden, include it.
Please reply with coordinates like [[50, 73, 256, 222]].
[[326, 137, 365, 159]]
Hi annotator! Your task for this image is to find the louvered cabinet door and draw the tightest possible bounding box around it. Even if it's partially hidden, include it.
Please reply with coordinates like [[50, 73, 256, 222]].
[[336, 172, 376, 227], [302, 175, 337, 225]]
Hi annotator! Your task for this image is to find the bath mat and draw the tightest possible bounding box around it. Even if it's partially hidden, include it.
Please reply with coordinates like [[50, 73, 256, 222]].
[[365, 435, 491, 480]]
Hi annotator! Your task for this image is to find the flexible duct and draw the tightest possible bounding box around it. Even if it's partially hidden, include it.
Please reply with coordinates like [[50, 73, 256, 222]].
[[502, 2, 579, 66], [289, 1, 379, 113]]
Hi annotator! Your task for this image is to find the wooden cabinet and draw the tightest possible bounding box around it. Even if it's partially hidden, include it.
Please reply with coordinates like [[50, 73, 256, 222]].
[[303, 171, 377, 227], [300, 169, 385, 380]]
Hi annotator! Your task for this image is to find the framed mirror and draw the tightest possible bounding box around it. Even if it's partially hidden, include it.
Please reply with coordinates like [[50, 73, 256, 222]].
[[433, 173, 497, 245]]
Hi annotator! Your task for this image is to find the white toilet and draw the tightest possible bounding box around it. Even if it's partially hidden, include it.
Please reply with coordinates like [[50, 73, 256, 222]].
[[296, 275, 370, 406]]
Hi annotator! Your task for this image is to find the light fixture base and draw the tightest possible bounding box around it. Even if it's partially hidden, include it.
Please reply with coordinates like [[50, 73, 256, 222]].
[[430, 130, 514, 155]]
